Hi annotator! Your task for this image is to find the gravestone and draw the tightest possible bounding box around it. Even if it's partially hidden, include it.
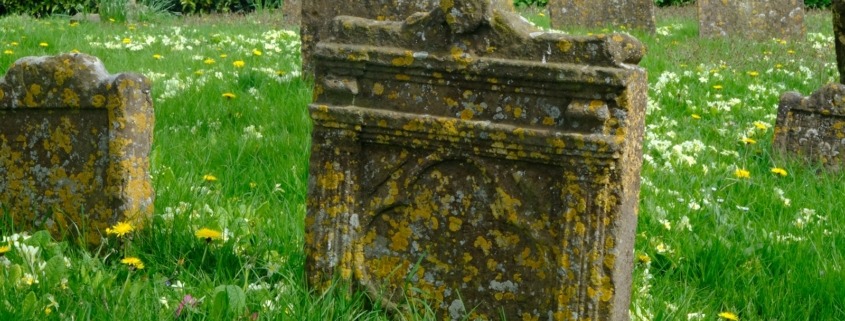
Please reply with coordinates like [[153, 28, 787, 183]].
[[0, 53, 154, 245], [305, 0, 647, 320], [547, 0, 656, 33], [834, 0, 845, 83], [775, 84, 845, 169], [698, 0, 805, 40], [282, 0, 301, 26]]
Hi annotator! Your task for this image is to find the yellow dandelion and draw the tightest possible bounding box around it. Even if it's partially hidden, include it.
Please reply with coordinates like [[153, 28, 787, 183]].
[[636, 253, 651, 264], [3, 50, 12, 55], [203, 58, 216, 64], [122, 38, 131, 44], [153, 54, 162, 60], [233, 60, 245, 68], [220, 53, 228, 58], [39, 42, 48, 47], [222, 93, 236, 100], [121, 257, 144, 270], [106, 221, 134, 237], [195, 228, 223, 242], [734, 168, 751, 179], [718, 311, 739, 320], [276, 70, 287, 76], [249, 182, 257, 189], [537, 12, 545, 17], [0, 245, 10, 256], [69, 21, 79, 27], [775, 63, 784, 69], [691, 114, 701, 120], [771, 167, 788, 177], [44, 307, 52, 315], [741, 137, 757, 145], [203, 174, 218, 182], [753, 121, 769, 130], [109, 18, 116, 22], [787, 49, 796, 55], [712, 84, 723, 90], [70, 49, 80, 54], [195, 70, 205, 76], [746, 71, 759, 77], [252, 49, 262, 56]]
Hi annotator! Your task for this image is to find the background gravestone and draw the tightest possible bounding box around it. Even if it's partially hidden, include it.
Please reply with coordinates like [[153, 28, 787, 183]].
[[305, 0, 647, 320], [282, 0, 301, 26], [834, 0, 845, 83], [547, 0, 656, 33], [698, 0, 805, 40], [0, 53, 154, 245]]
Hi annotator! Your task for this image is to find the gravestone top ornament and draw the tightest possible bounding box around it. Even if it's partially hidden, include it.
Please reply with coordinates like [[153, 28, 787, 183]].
[[305, 0, 647, 320], [0, 53, 154, 245]]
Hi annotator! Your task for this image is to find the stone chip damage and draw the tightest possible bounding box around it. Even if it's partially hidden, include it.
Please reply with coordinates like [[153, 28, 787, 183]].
[[305, 0, 647, 320], [0, 53, 154, 246]]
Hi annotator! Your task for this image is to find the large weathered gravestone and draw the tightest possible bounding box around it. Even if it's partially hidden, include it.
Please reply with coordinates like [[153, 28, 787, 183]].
[[698, 0, 805, 40], [0, 53, 154, 245], [547, 0, 656, 33], [305, 0, 647, 320]]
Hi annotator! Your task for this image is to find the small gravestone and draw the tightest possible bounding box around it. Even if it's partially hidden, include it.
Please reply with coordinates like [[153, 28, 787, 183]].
[[305, 0, 647, 320], [775, 84, 845, 169], [0, 53, 154, 245], [548, 0, 656, 33], [282, 0, 301, 26], [698, 0, 805, 40]]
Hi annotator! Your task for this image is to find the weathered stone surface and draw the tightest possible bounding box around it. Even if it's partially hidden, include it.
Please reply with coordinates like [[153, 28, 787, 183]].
[[775, 84, 845, 169], [301, 0, 438, 75], [547, 0, 656, 33], [698, 0, 805, 40], [305, 0, 647, 320], [0, 53, 154, 245], [834, 0, 845, 83], [282, 0, 301, 26]]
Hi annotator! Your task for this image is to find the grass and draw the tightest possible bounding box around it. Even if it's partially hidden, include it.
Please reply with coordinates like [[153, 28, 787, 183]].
[[1, 5, 844, 320]]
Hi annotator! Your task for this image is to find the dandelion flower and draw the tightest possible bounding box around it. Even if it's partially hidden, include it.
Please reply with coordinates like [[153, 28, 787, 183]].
[[0, 245, 10, 256], [691, 114, 701, 120], [753, 121, 769, 130], [122, 38, 131, 44], [741, 137, 757, 145], [734, 168, 751, 179], [233, 60, 245, 68], [10, 42, 18, 46], [195, 228, 223, 242], [121, 257, 145, 270], [746, 71, 759, 77], [252, 49, 262, 56], [203, 174, 218, 182], [787, 49, 796, 55], [3, 50, 12, 55], [153, 54, 162, 60], [203, 58, 216, 65], [771, 167, 788, 177], [712, 84, 723, 90], [636, 253, 650, 264], [106, 221, 134, 237], [39, 42, 49, 47], [222, 93, 236, 100], [220, 53, 228, 58], [718, 311, 739, 320], [69, 21, 79, 27]]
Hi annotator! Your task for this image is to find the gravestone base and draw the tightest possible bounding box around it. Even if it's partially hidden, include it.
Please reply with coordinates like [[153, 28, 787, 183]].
[[775, 84, 845, 170]]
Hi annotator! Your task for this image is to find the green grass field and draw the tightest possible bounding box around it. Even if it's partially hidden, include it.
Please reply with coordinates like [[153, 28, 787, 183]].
[[1, 5, 844, 320]]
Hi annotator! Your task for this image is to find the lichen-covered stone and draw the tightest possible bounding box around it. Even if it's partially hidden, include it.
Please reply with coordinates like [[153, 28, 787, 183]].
[[833, 0, 845, 83], [305, 1, 647, 320], [698, 0, 805, 40], [0, 53, 154, 245], [300, 0, 513, 75], [775, 84, 845, 169], [548, 0, 656, 33]]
